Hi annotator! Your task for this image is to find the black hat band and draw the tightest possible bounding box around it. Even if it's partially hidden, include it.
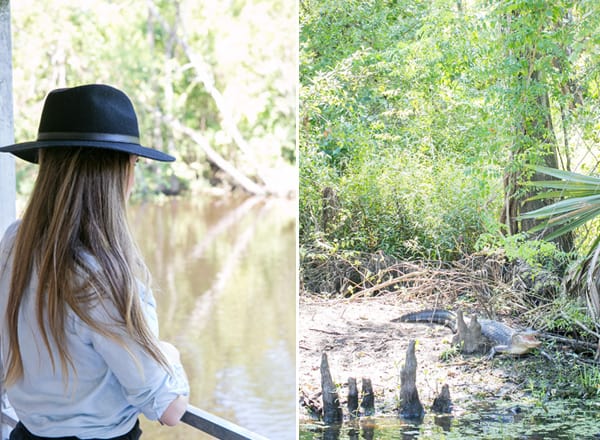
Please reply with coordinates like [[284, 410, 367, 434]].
[[37, 132, 141, 144]]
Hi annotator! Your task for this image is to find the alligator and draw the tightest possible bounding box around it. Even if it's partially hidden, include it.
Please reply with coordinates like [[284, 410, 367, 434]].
[[392, 309, 541, 358]]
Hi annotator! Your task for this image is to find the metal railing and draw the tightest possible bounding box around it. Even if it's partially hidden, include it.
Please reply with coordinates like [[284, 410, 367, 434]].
[[1, 404, 270, 440], [0, 412, 15, 428], [181, 406, 269, 440]]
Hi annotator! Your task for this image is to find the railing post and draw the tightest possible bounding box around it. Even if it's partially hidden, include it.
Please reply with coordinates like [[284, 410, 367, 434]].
[[0, 1, 16, 438], [0, 0, 16, 234]]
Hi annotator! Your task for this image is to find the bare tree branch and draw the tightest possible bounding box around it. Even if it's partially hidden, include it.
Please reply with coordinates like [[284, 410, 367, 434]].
[[147, 1, 269, 186], [168, 118, 266, 195]]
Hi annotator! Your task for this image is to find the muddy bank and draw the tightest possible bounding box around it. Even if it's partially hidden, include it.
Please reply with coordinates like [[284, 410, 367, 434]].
[[298, 292, 546, 421]]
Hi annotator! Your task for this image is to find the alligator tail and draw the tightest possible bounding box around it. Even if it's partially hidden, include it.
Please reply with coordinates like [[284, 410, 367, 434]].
[[392, 309, 457, 333]]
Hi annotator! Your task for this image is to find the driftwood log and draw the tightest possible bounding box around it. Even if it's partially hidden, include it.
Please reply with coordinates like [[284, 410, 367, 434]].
[[398, 340, 424, 420], [320, 352, 343, 424]]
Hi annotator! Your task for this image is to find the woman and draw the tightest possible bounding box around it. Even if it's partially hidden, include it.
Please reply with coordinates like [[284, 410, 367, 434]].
[[0, 84, 189, 439]]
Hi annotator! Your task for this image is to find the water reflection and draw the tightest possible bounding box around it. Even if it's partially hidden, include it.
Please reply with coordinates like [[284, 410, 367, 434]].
[[299, 398, 600, 439], [129, 196, 296, 439], [432, 415, 452, 432]]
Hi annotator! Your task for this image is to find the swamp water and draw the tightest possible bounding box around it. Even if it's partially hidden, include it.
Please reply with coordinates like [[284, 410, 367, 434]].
[[300, 399, 600, 439], [129, 196, 296, 439]]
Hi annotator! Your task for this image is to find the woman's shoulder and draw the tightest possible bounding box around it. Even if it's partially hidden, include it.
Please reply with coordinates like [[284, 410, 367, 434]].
[[1, 219, 21, 239], [0, 220, 21, 254]]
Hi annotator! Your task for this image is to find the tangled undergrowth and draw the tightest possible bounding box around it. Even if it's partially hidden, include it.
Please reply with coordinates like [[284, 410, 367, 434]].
[[301, 244, 559, 314], [300, 244, 600, 365]]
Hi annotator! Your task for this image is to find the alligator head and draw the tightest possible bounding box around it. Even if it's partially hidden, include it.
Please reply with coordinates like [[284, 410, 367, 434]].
[[510, 331, 541, 354]]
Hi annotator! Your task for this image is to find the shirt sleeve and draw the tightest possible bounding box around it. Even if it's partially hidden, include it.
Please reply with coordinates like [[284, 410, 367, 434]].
[[135, 279, 161, 338], [75, 288, 190, 421]]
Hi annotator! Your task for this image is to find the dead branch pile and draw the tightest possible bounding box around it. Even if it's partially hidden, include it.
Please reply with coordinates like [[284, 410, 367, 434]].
[[300, 247, 561, 315]]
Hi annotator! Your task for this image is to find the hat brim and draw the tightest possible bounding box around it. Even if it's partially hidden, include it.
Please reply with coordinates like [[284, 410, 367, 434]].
[[0, 140, 175, 164]]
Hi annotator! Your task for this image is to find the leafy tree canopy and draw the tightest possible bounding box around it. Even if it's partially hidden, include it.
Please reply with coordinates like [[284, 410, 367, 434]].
[[300, 0, 600, 260], [11, 0, 296, 199]]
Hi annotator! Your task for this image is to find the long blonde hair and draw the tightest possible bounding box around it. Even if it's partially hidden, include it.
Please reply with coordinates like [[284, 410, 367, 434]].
[[4, 147, 169, 386]]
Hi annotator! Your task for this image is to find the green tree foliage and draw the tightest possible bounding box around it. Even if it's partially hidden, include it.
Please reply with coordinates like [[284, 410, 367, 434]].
[[300, 0, 600, 261], [11, 0, 296, 199]]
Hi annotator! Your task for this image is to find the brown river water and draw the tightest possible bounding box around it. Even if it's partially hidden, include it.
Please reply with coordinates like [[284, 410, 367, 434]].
[[129, 196, 296, 439]]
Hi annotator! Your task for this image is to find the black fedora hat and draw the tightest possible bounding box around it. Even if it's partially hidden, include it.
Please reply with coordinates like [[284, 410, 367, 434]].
[[0, 84, 175, 163]]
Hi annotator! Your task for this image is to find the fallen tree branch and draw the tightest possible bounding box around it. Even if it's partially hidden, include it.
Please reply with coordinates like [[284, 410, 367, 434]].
[[539, 332, 597, 351], [559, 310, 600, 340], [148, 0, 270, 187], [352, 271, 431, 298], [169, 118, 267, 195]]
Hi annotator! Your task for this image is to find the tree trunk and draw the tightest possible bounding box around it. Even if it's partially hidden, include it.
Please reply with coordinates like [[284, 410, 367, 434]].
[[500, 9, 574, 253]]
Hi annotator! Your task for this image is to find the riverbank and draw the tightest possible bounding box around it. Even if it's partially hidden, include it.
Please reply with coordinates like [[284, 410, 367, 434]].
[[298, 290, 598, 423]]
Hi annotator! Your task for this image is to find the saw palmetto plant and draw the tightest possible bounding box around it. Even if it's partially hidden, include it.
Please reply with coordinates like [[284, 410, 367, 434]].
[[519, 165, 600, 321]]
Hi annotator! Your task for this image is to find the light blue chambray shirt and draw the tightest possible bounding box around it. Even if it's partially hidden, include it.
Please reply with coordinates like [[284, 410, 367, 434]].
[[0, 221, 190, 439]]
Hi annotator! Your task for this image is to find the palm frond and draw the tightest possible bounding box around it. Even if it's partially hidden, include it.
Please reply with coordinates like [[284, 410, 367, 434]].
[[524, 165, 600, 185], [519, 165, 600, 243], [520, 194, 600, 219]]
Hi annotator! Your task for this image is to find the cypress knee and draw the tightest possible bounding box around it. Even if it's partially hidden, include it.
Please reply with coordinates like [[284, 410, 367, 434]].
[[348, 377, 359, 418], [360, 377, 375, 416], [452, 311, 484, 354], [320, 352, 343, 424], [431, 384, 452, 414], [398, 340, 424, 420]]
